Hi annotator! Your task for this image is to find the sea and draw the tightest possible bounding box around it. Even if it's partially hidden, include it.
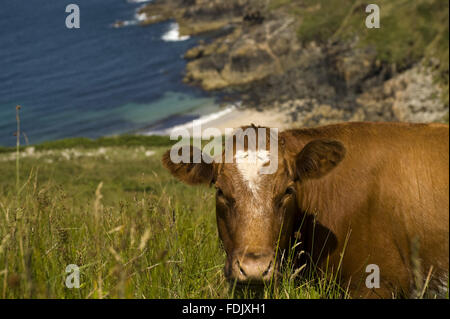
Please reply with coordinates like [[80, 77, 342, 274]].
[[0, 0, 228, 147]]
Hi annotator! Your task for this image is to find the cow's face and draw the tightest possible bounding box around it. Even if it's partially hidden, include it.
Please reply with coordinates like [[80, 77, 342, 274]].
[[162, 129, 345, 286], [213, 146, 298, 285]]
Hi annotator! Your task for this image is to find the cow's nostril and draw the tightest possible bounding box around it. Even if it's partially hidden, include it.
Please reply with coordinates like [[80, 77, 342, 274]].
[[237, 261, 247, 277], [235, 257, 274, 281], [262, 260, 272, 277]]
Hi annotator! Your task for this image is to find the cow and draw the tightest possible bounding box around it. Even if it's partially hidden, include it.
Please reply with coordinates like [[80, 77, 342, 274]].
[[162, 122, 449, 298]]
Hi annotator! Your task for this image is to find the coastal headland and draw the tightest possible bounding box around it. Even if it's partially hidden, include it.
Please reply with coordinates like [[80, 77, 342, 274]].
[[136, 0, 449, 131]]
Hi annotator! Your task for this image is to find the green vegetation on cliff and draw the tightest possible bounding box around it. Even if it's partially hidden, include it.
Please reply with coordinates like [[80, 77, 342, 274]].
[[271, 0, 449, 106]]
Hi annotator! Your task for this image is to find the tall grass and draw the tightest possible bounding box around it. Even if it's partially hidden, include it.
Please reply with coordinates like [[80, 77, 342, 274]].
[[15, 105, 21, 199], [1, 146, 221, 298], [0, 141, 349, 299]]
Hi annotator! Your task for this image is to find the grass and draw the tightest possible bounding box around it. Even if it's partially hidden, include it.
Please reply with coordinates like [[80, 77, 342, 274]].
[[0, 135, 176, 154], [0, 137, 346, 299]]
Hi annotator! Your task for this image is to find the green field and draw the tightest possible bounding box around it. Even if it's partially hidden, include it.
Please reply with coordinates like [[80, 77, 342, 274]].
[[0, 137, 347, 299]]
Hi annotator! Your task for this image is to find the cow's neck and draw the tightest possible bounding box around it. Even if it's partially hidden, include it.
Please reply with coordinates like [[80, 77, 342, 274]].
[[296, 176, 339, 221]]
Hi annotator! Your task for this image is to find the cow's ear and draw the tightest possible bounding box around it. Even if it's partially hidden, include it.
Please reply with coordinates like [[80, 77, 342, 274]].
[[162, 146, 215, 185], [295, 139, 346, 180]]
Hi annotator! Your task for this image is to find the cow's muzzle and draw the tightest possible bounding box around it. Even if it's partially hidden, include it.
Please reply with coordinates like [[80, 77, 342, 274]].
[[228, 250, 275, 285]]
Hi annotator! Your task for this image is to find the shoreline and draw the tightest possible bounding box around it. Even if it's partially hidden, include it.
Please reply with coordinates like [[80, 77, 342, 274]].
[[194, 106, 290, 135], [142, 102, 291, 137]]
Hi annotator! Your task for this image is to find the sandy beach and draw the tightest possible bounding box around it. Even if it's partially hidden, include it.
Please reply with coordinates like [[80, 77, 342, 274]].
[[162, 105, 291, 137]]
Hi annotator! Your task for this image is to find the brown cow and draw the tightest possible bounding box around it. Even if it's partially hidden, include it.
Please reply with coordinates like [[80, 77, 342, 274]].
[[162, 122, 449, 298]]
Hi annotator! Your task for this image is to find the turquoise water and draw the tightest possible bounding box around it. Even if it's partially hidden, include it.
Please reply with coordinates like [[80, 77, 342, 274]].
[[0, 0, 219, 147]]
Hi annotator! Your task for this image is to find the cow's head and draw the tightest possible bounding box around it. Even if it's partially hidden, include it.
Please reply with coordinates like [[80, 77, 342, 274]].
[[162, 127, 345, 285]]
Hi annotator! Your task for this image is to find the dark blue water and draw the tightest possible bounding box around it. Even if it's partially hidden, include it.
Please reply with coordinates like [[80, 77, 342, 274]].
[[0, 0, 217, 147]]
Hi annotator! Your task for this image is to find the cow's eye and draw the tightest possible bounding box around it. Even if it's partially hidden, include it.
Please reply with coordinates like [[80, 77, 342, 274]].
[[284, 187, 295, 196], [277, 187, 296, 208], [216, 187, 235, 207]]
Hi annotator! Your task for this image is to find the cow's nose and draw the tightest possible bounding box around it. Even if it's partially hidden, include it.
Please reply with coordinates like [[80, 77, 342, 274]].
[[232, 252, 274, 283]]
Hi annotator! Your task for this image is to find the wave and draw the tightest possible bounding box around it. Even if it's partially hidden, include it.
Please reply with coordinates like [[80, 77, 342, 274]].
[[145, 104, 238, 136], [161, 23, 190, 42], [111, 7, 148, 28], [127, 0, 153, 3], [111, 20, 137, 28], [135, 11, 148, 22], [169, 105, 236, 133]]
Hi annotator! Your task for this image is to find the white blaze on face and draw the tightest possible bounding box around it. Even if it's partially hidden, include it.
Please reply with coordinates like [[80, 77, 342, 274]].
[[235, 150, 270, 194]]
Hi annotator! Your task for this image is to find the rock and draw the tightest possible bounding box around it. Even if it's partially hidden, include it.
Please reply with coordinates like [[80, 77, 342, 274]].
[[137, 2, 179, 26], [138, 0, 248, 35], [183, 15, 299, 90], [388, 66, 448, 122], [113, 20, 125, 28]]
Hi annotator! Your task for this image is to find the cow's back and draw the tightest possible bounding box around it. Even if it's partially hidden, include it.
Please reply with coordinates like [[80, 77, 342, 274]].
[[285, 122, 449, 298]]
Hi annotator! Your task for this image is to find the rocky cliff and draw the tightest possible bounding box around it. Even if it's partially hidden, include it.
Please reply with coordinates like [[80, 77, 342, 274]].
[[138, 0, 449, 127]]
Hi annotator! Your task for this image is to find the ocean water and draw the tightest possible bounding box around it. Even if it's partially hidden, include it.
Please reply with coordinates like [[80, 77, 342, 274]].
[[0, 0, 220, 147]]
